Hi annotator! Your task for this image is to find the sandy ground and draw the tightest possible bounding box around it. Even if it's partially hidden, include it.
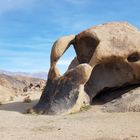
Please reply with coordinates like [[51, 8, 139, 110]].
[[0, 93, 140, 140]]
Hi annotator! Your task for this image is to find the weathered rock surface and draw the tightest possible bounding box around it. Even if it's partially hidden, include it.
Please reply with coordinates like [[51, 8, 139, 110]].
[[98, 86, 140, 113], [30, 22, 140, 115]]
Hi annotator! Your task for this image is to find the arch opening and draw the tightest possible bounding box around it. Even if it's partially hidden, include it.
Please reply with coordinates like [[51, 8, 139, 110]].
[[56, 45, 76, 74]]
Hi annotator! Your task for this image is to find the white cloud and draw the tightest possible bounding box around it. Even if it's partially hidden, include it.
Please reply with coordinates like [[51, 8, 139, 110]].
[[57, 59, 72, 66], [57, 59, 74, 74]]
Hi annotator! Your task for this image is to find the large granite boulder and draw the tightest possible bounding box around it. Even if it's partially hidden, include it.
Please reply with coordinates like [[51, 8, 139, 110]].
[[29, 22, 140, 114]]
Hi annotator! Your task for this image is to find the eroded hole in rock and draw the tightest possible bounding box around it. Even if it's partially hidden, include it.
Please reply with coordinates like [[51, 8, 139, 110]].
[[92, 83, 140, 105], [56, 45, 76, 74], [127, 52, 140, 62], [74, 35, 100, 64]]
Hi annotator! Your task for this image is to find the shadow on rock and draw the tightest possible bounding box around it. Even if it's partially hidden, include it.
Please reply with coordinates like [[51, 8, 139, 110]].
[[92, 84, 140, 113]]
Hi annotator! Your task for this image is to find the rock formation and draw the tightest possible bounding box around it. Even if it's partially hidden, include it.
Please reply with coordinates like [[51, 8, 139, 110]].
[[29, 22, 140, 114], [0, 74, 45, 103]]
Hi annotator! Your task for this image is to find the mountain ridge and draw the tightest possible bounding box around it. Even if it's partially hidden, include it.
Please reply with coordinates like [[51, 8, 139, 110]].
[[0, 70, 47, 80]]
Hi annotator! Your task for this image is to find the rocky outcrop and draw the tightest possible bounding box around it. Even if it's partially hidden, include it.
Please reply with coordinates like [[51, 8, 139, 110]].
[[29, 22, 140, 115], [0, 74, 46, 103]]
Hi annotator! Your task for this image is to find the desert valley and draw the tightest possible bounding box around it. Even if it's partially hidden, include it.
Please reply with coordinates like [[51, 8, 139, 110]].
[[0, 71, 140, 140]]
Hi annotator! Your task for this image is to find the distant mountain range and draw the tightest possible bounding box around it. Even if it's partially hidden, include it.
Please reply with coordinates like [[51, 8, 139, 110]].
[[0, 70, 47, 80]]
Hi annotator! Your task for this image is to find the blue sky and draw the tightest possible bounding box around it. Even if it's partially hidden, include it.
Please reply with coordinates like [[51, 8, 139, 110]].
[[0, 0, 140, 74]]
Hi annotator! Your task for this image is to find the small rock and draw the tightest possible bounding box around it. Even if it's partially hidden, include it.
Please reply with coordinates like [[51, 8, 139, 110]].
[[23, 96, 31, 103]]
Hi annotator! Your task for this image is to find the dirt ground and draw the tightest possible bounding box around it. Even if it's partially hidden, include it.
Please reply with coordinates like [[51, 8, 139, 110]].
[[0, 93, 140, 140]]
